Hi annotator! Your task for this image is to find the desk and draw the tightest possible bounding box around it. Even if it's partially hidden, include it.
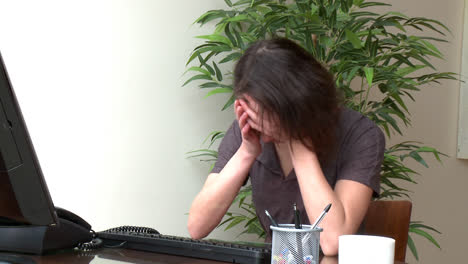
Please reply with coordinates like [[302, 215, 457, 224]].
[[23, 248, 406, 264]]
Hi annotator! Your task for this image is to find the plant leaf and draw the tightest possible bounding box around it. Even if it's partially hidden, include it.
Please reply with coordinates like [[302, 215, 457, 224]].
[[196, 34, 232, 46], [410, 227, 441, 249], [205, 87, 233, 98], [222, 94, 236, 111], [224, 0, 232, 7], [363, 67, 374, 87], [345, 29, 363, 49], [408, 151, 429, 168], [226, 15, 249, 22], [396, 65, 426, 77], [194, 10, 226, 25], [213, 61, 223, 81], [199, 82, 221, 88], [359, 2, 391, 8], [410, 222, 442, 234], [183, 74, 212, 87], [220, 52, 243, 63], [184, 66, 211, 77], [224, 217, 246, 231], [407, 235, 419, 260]]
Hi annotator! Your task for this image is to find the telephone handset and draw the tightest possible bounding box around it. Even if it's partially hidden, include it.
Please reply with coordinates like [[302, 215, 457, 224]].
[[55, 207, 91, 232], [55, 207, 92, 231]]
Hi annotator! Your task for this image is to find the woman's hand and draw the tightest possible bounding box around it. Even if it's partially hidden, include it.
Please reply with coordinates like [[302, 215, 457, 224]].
[[238, 95, 284, 142], [235, 100, 261, 159], [288, 139, 317, 163]]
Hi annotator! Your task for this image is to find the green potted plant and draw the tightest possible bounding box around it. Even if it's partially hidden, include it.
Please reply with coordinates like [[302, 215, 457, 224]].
[[185, 0, 456, 260]]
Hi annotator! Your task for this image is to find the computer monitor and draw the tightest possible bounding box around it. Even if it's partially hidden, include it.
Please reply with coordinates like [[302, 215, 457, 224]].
[[0, 52, 93, 255], [0, 52, 57, 227]]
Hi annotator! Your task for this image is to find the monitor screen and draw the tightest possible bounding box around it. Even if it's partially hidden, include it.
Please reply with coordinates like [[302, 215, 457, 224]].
[[0, 52, 57, 226]]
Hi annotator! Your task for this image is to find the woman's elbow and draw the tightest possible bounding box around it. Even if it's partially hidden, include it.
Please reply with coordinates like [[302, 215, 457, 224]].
[[320, 233, 339, 256], [187, 214, 210, 240], [187, 221, 206, 240], [188, 229, 205, 240]]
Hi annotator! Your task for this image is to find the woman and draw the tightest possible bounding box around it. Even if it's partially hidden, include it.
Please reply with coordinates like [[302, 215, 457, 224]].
[[187, 38, 385, 256]]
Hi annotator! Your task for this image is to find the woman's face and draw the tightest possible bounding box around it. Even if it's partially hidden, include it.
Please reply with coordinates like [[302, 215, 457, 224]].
[[241, 95, 286, 143]]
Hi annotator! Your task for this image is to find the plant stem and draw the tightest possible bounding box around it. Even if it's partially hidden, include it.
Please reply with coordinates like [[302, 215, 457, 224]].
[[362, 79, 372, 114], [359, 75, 364, 112]]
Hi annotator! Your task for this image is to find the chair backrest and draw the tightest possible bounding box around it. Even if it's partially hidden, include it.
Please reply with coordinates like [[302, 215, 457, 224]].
[[361, 200, 412, 262]]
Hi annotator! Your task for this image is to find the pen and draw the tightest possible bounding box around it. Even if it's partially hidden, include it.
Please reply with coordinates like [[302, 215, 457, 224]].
[[294, 203, 301, 229], [293, 203, 304, 262], [311, 203, 332, 229], [265, 210, 279, 227], [266, 209, 301, 263]]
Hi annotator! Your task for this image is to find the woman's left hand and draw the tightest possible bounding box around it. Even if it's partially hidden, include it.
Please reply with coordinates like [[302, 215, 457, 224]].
[[287, 139, 318, 164]]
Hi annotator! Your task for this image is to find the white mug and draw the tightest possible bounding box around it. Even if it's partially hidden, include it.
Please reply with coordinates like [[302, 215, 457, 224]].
[[339, 235, 395, 264]]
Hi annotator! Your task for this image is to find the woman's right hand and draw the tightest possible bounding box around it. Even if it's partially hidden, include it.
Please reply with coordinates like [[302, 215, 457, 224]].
[[235, 100, 262, 159]]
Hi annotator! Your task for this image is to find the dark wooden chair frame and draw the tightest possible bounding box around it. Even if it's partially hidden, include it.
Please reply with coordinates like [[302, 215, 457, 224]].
[[361, 200, 412, 262]]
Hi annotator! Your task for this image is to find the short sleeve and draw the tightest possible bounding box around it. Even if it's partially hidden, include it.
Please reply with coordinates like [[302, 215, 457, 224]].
[[211, 120, 242, 174], [338, 119, 385, 197]]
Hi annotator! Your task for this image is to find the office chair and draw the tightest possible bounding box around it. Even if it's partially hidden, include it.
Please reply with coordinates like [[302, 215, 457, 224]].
[[361, 200, 412, 262]]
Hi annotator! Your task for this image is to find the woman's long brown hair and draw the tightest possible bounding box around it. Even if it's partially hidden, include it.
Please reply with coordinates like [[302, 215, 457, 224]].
[[234, 38, 341, 160]]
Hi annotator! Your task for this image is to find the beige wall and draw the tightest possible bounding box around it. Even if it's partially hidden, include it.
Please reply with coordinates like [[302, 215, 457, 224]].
[[0, 0, 244, 241], [380, 0, 468, 263]]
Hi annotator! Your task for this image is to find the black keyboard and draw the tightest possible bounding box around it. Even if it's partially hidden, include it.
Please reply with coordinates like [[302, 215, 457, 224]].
[[98, 228, 271, 264]]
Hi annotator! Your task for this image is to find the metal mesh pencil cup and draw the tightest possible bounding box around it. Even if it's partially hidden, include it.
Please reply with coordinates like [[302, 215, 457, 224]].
[[270, 224, 322, 264]]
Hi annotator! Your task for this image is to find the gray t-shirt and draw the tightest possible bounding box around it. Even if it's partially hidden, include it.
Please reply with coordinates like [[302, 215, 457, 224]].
[[211, 107, 385, 241]]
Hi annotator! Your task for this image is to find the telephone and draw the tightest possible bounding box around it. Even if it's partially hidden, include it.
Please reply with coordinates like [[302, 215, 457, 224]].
[[53, 207, 100, 251]]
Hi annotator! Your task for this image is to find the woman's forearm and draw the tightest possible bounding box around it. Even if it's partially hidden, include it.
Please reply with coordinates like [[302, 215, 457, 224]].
[[294, 158, 345, 255], [290, 142, 349, 256], [188, 146, 256, 239]]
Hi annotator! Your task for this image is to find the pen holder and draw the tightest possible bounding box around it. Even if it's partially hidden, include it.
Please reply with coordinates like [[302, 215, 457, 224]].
[[270, 224, 322, 264]]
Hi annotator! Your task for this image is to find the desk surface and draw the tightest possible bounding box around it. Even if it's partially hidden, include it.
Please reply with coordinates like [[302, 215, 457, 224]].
[[22, 248, 406, 264]]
